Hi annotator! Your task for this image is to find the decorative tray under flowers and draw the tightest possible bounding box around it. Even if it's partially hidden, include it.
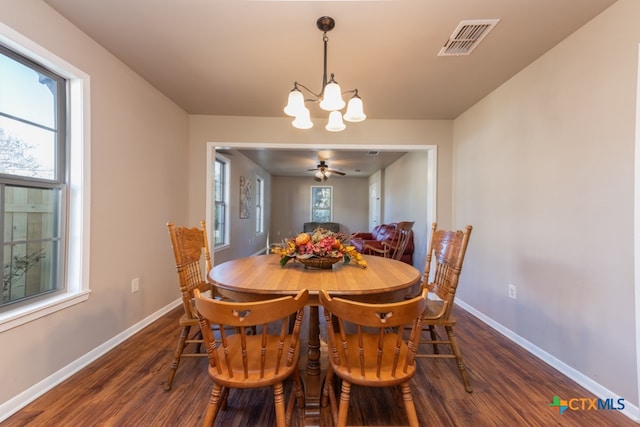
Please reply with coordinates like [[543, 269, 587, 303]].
[[272, 228, 367, 269]]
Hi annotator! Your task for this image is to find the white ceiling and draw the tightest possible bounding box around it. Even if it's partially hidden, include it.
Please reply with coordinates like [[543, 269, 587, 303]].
[[42, 0, 617, 176], [232, 148, 407, 177]]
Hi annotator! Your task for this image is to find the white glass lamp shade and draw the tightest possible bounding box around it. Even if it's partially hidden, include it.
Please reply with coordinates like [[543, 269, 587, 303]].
[[325, 111, 346, 132], [315, 171, 328, 182], [284, 88, 305, 117], [319, 81, 345, 111], [292, 107, 313, 129], [344, 95, 366, 122]]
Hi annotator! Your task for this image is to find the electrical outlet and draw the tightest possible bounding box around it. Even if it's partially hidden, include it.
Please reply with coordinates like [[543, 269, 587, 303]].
[[131, 277, 140, 293], [508, 283, 516, 300]]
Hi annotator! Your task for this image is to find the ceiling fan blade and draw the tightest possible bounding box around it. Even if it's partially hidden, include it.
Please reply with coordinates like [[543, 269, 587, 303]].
[[326, 169, 346, 175]]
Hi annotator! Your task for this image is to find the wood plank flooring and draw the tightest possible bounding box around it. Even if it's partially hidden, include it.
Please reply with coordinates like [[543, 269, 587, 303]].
[[3, 305, 635, 426]]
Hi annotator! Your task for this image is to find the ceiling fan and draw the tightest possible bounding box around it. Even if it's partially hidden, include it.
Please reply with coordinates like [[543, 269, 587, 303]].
[[308, 160, 345, 182]]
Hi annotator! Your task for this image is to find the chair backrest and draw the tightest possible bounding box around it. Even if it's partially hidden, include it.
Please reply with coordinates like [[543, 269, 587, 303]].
[[423, 222, 472, 319], [320, 289, 428, 379], [194, 289, 309, 377], [387, 221, 415, 260], [167, 221, 212, 320]]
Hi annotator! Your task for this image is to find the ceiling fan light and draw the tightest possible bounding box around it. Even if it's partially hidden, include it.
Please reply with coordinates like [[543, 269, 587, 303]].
[[315, 171, 323, 179], [344, 95, 366, 122], [319, 80, 345, 111], [325, 111, 346, 132], [292, 108, 313, 129], [284, 88, 305, 117]]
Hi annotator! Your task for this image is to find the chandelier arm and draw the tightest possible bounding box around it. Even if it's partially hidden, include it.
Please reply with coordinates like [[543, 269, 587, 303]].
[[294, 81, 322, 101]]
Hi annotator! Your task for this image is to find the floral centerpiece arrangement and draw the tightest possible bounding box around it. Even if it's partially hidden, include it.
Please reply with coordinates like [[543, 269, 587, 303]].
[[273, 228, 367, 269]]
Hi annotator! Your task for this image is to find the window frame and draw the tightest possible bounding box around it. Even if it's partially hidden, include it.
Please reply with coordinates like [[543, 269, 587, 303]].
[[1, 45, 67, 309], [310, 185, 333, 222], [213, 154, 230, 250], [0, 23, 91, 332]]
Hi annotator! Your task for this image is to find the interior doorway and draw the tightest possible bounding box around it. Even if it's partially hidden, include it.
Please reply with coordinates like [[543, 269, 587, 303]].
[[206, 142, 437, 272], [369, 182, 380, 231]]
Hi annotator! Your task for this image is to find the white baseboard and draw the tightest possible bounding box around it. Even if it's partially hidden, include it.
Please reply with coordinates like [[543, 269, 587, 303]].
[[455, 299, 640, 422], [0, 298, 181, 422]]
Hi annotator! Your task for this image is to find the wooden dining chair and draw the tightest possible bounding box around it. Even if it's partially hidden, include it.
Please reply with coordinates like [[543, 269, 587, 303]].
[[164, 221, 214, 391], [194, 288, 308, 427], [364, 221, 414, 261], [414, 222, 473, 392], [320, 289, 428, 427]]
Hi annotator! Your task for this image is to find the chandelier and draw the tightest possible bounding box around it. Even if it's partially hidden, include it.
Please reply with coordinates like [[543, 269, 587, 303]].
[[284, 16, 366, 132]]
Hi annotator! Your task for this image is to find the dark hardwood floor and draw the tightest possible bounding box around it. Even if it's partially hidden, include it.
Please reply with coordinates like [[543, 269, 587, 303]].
[[3, 305, 635, 426]]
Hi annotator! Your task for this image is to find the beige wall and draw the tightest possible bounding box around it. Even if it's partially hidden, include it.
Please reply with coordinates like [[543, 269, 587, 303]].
[[0, 0, 190, 407], [188, 116, 452, 231], [453, 0, 638, 405], [3, 0, 638, 420], [382, 151, 432, 272], [270, 176, 369, 239]]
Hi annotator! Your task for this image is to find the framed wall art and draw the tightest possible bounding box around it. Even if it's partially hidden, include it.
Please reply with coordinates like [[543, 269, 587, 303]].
[[239, 176, 251, 219]]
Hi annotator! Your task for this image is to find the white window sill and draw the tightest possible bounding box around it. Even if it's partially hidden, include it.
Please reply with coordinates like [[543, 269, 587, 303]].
[[214, 243, 230, 252], [0, 290, 91, 333]]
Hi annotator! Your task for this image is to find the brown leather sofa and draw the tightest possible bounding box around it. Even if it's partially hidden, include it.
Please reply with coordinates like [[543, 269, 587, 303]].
[[350, 223, 414, 264]]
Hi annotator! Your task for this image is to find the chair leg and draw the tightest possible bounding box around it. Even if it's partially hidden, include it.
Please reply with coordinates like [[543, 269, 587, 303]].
[[321, 365, 333, 408], [273, 382, 287, 427], [164, 325, 190, 391], [202, 384, 224, 427], [286, 369, 305, 425], [429, 324, 439, 354], [400, 382, 419, 427], [220, 386, 229, 411], [322, 365, 339, 426], [445, 325, 472, 393], [337, 380, 352, 427], [194, 328, 203, 353], [293, 369, 305, 409]]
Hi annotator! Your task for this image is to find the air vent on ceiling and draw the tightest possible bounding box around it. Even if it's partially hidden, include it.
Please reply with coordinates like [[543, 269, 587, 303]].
[[367, 151, 380, 155], [438, 19, 500, 56]]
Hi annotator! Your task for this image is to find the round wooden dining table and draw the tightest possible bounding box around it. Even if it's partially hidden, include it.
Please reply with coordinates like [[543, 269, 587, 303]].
[[208, 253, 421, 424]]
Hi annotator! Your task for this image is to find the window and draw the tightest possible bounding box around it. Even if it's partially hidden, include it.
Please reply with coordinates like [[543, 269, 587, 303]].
[[0, 31, 90, 331], [1, 46, 65, 309], [213, 156, 229, 247], [311, 186, 332, 222], [255, 176, 264, 234]]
